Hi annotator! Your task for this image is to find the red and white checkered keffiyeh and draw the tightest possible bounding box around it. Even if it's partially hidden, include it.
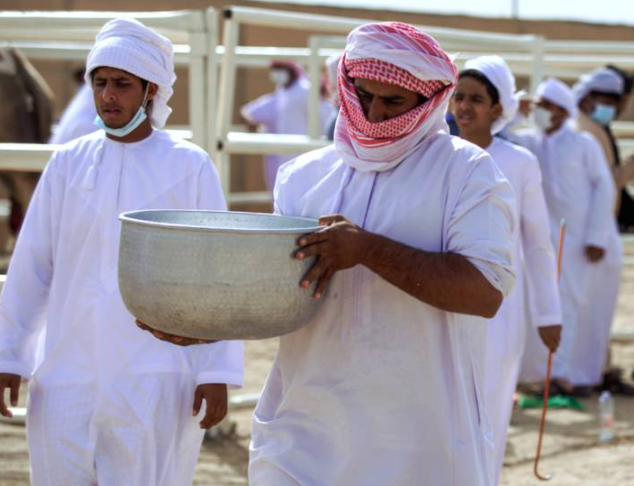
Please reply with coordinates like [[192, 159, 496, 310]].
[[335, 22, 458, 172]]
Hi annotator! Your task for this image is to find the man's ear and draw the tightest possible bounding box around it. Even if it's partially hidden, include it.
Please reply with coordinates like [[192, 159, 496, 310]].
[[147, 82, 159, 101], [491, 103, 504, 122]]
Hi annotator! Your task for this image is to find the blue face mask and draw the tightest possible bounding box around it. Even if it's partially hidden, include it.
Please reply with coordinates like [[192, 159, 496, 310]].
[[591, 103, 617, 126], [94, 84, 150, 137]]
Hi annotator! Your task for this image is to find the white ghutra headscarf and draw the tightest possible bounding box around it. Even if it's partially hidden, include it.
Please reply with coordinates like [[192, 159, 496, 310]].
[[334, 22, 458, 173], [85, 18, 176, 129]]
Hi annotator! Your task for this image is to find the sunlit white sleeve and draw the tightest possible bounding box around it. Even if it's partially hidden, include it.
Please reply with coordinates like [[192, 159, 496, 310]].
[[583, 134, 617, 249], [272, 158, 297, 216], [196, 156, 228, 211], [446, 153, 517, 297], [188, 155, 244, 388], [241, 93, 277, 128], [0, 156, 61, 378], [504, 129, 541, 156], [520, 155, 562, 327]]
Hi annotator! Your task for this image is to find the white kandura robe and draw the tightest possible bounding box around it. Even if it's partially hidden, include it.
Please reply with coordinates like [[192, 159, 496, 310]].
[[0, 129, 244, 486], [510, 125, 615, 385], [576, 118, 623, 386], [241, 77, 335, 189], [484, 137, 561, 484], [49, 84, 98, 145], [249, 133, 517, 486]]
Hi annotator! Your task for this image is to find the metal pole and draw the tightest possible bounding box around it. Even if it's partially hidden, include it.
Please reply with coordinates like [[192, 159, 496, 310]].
[[511, 0, 520, 20], [307, 36, 322, 140], [530, 36, 546, 95], [187, 11, 209, 149], [216, 12, 239, 200], [206, 8, 220, 158], [189, 40, 207, 149]]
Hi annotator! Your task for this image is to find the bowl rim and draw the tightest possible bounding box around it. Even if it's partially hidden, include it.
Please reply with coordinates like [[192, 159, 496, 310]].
[[119, 209, 323, 234]]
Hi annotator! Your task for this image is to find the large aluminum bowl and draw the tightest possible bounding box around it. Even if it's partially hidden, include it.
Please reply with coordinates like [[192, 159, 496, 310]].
[[118, 210, 324, 340]]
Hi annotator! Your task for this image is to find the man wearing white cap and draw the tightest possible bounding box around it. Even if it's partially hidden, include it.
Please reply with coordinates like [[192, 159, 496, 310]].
[[510, 78, 615, 394], [575, 68, 632, 394], [575, 68, 632, 216], [452, 56, 562, 483], [249, 23, 517, 486], [0, 18, 243, 485]]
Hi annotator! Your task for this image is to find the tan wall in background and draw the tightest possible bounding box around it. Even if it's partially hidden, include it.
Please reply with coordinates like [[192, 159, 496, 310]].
[[3, 0, 634, 205]]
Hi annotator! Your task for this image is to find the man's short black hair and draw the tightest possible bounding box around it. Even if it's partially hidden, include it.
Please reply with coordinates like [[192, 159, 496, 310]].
[[590, 90, 621, 103], [89, 67, 149, 90], [458, 69, 500, 106], [606, 64, 634, 95]]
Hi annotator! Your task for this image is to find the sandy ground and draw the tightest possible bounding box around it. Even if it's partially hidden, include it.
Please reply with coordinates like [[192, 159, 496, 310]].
[[1, 246, 634, 485]]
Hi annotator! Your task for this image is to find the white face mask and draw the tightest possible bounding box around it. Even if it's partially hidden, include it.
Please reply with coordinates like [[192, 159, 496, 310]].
[[591, 103, 617, 126], [270, 69, 290, 87], [533, 106, 553, 131]]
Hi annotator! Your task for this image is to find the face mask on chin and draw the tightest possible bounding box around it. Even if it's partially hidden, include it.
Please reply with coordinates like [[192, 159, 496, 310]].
[[270, 69, 291, 87], [591, 103, 617, 126], [533, 106, 554, 131], [94, 83, 150, 138]]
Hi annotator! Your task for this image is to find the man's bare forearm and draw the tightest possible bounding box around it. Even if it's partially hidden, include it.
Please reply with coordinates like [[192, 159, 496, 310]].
[[359, 231, 503, 318], [616, 155, 634, 189]]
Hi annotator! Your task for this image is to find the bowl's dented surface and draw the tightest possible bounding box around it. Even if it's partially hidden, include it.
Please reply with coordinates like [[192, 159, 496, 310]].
[[118, 210, 324, 340]]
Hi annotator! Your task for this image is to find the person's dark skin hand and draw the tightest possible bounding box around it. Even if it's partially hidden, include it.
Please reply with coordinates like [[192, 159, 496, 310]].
[[295, 215, 365, 299], [194, 383, 228, 429], [585, 245, 605, 263], [135, 320, 216, 346], [0, 373, 21, 418], [295, 214, 504, 318], [538, 324, 562, 353]]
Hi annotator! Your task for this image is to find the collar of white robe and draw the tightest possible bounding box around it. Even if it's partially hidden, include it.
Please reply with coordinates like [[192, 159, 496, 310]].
[[84, 85, 150, 191]]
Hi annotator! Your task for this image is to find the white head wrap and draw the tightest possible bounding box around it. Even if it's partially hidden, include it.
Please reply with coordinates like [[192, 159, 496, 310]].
[[572, 68, 623, 103], [463, 55, 519, 134], [536, 78, 578, 120], [85, 18, 176, 128]]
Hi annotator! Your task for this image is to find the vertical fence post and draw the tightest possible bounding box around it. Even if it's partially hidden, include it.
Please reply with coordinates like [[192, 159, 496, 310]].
[[307, 36, 322, 140], [530, 36, 546, 95], [215, 10, 240, 200], [205, 9, 219, 158], [188, 12, 209, 149]]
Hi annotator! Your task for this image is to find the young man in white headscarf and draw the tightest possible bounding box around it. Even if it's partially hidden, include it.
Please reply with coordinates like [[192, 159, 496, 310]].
[[605, 65, 634, 231], [574, 68, 634, 394], [0, 18, 243, 485], [509, 78, 615, 396], [452, 56, 562, 483], [575, 68, 632, 220], [248, 22, 517, 486]]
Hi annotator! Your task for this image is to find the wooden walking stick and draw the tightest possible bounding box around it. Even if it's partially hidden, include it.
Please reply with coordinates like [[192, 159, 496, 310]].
[[534, 219, 566, 481]]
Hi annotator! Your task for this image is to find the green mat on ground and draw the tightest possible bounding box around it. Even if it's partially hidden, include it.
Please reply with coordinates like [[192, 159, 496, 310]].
[[517, 394, 585, 411]]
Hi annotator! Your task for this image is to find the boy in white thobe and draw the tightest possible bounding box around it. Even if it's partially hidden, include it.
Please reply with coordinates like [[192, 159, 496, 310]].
[[511, 79, 615, 391], [249, 23, 517, 486], [0, 19, 243, 486], [453, 56, 562, 484]]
